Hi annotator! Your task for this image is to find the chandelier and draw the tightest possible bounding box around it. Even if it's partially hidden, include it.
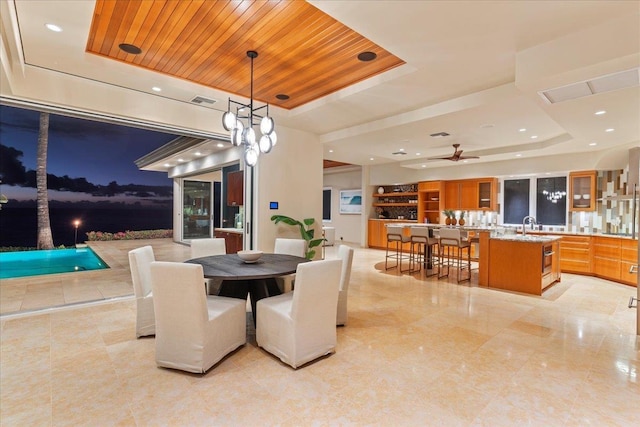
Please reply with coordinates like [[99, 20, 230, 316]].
[[221, 50, 277, 167], [542, 189, 566, 203]]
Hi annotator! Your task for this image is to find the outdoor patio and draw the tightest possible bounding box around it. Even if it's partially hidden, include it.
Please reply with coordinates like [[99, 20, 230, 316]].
[[0, 239, 191, 316]]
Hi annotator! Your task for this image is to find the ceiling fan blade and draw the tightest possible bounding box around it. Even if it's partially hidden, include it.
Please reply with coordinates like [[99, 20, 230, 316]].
[[426, 144, 479, 161], [426, 156, 455, 161]]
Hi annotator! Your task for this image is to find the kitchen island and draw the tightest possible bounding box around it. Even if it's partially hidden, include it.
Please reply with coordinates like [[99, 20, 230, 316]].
[[478, 232, 562, 295]]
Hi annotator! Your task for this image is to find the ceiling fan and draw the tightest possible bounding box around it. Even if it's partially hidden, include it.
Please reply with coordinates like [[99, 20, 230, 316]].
[[427, 144, 479, 161]]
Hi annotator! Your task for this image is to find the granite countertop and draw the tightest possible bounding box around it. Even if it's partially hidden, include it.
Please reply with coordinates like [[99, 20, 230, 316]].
[[369, 218, 418, 222], [490, 234, 562, 243], [523, 230, 636, 240], [214, 227, 244, 234], [371, 221, 637, 239]]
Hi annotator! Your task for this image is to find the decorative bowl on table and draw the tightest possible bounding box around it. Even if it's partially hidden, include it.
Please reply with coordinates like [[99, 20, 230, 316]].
[[237, 250, 263, 263]]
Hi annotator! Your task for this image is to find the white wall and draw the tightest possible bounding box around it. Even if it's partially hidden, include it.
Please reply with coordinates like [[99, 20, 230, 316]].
[[254, 126, 323, 258], [323, 167, 363, 244]]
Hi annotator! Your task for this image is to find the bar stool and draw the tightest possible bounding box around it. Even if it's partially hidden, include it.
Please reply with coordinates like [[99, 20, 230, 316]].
[[408, 227, 439, 276], [385, 225, 411, 271], [437, 228, 471, 282]]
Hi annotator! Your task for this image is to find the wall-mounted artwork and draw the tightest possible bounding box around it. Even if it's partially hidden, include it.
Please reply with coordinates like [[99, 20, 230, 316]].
[[339, 189, 362, 214]]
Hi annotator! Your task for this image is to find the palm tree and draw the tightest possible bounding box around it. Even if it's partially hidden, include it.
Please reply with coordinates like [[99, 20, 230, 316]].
[[36, 112, 54, 249]]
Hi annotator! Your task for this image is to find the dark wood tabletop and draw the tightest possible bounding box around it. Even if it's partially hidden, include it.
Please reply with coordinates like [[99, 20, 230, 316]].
[[185, 253, 309, 280]]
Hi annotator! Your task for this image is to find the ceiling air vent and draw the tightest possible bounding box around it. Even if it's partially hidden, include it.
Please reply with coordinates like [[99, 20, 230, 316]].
[[392, 151, 407, 156], [190, 96, 217, 106], [430, 132, 450, 138], [539, 67, 639, 104]]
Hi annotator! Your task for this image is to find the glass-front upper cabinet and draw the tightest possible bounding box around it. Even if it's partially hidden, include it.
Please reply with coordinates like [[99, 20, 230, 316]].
[[569, 170, 596, 211]]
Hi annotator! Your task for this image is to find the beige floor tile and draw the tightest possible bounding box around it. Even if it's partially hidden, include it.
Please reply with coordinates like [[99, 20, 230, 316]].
[[0, 242, 638, 426]]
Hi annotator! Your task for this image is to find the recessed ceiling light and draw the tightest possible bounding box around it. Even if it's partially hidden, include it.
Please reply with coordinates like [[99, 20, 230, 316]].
[[421, 165, 426, 168], [152, 86, 162, 92], [399, 148, 405, 152], [177, 158, 184, 162], [605, 128, 615, 132], [357, 51, 377, 62], [216, 143, 224, 148], [163, 163, 171, 167], [276, 94, 290, 100], [329, 149, 334, 153], [370, 157, 374, 161], [463, 160, 468, 163], [194, 152, 201, 156], [594, 110, 606, 115], [519, 128, 526, 132], [45, 23, 62, 32], [416, 152, 421, 156], [515, 154, 522, 157], [589, 142, 597, 146], [118, 43, 142, 55], [530, 135, 538, 139]]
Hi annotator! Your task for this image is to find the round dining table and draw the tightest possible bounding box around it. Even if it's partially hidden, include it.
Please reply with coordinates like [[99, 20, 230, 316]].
[[185, 253, 309, 325]]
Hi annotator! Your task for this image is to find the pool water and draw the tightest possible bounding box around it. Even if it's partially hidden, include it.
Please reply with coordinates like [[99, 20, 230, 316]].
[[0, 248, 108, 279]]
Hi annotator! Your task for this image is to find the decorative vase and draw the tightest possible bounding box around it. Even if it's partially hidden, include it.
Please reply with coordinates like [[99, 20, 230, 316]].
[[377, 187, 384, 194]]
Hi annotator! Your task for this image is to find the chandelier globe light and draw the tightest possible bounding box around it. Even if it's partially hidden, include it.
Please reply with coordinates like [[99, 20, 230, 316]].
[[222, 50, 277, 167], [542, 189, 567, 203]]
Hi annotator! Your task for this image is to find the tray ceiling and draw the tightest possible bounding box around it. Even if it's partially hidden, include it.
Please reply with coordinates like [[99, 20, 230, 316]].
[[86, 0, 405, 110]]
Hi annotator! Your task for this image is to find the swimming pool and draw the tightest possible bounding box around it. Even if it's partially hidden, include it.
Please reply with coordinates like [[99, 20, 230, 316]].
[[0, 248, 108, 279]]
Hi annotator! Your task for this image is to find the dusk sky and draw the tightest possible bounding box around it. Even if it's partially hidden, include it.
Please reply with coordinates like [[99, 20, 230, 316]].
[[0, 104, 179, 192]]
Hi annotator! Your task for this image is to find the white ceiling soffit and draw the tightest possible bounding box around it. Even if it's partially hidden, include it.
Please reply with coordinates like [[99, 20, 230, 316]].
[[539, 68, 639, 104]]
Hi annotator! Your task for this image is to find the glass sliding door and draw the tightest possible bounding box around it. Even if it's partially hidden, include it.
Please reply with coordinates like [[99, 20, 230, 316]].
[[183, 180, 212, 239]]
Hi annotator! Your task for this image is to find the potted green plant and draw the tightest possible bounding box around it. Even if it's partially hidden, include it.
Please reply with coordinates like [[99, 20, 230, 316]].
[[270, 215, 325, 260]]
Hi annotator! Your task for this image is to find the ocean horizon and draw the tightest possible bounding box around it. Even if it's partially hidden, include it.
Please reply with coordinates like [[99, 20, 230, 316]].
[[0, 206, 173, 247]]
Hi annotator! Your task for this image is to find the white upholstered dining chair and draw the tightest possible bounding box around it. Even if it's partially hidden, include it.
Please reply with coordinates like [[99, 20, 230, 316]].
[[256, 258, 342, 369], [274, 238, 306, 292], [128, 245, 156, 338], [190, 237, 227, 294], [336, 245, 354, 326], [150, 261, 246, 373]]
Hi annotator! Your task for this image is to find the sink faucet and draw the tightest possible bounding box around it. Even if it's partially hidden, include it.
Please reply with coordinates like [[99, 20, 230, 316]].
[[522, 216, 537, 236]]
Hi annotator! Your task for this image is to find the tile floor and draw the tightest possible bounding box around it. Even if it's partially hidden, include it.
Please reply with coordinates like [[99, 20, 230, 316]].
[[0, 240, 639, 426]]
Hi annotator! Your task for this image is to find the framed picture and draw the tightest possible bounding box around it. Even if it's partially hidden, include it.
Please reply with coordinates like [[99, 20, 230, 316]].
[[339, 189, 362, 214]]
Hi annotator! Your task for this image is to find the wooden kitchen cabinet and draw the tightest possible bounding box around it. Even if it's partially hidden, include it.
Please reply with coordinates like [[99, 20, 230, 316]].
[[486, 237, 561, 295], [444, 181, 460, 210], [593, 236, 620, 282], [560, 235, 592, 274], [368, 220, 412, 250], [226, 170, 244, 206], [444, 178, 497, 210], [368, 220, 385, 248], [418, 181, 443, 224], [214, 230, 243, 254], [569, 170, 596, 211], [477, 178, 498, 211], [620, 238, 638, 286]]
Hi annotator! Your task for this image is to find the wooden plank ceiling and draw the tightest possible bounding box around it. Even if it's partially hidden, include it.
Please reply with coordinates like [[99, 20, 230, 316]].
[[86, 0, 405, 110]]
